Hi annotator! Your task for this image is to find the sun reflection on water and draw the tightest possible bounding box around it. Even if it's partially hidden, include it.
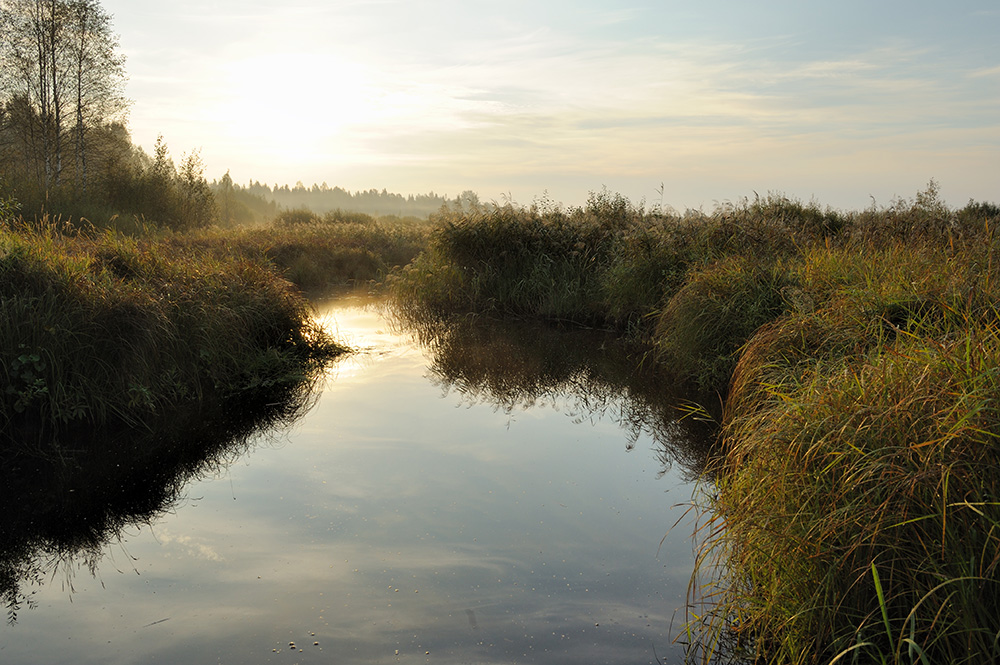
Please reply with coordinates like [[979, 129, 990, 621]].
[[1, 290, 714, 665], [315, 291, 422, 381]]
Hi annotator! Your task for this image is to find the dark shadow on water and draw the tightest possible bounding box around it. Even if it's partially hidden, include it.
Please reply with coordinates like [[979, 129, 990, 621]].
[[388, 309, 721, 483], [0, 378, 322, 624], [4, 299, 723, 665]]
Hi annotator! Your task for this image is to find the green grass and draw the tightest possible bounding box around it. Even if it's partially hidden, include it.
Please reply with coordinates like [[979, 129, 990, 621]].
[[687, 243, 1000, 664], [163, 209, 431, 293], [386, 183, 1000, 663], [388, 191, 705, 328], [0, 209, 430, 452], [0, 220, 345, 454]]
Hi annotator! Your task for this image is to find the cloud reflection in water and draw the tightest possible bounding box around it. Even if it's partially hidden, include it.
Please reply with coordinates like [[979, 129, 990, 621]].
[[1, 295, 713, 664]]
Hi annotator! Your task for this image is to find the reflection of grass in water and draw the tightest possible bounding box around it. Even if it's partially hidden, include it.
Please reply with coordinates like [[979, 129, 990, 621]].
[[0, 221, 345, 623], [387, 185, 1000, 662], [0, 371, 325, 625], [391, 310, 718, 481]]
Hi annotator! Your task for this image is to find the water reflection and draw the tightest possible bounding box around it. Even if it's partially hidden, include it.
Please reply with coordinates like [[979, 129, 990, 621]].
[[1, 296, 715, 665], [397, 311, 718, 481], [0, 379, 321, 624]]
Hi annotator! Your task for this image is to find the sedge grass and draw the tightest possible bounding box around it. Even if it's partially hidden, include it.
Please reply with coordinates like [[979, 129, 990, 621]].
[[386, 184, 1000, 662], [688, 242, 1000, 664], [0, 220, 345, 456]]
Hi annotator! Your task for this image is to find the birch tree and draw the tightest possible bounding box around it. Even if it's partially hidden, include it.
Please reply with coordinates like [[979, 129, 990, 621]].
[[65, 0, 126, 194], [0, 0, 127, 196]]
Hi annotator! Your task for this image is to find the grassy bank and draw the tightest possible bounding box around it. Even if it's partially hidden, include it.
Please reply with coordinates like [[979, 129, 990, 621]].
[[0, 209, 436, 621], [0, 219, 345, 456], [690, 243, 1000, 664], [1, 208, 432, 452], [166, 209, 431, 293], [387, 185, 1000, 662]]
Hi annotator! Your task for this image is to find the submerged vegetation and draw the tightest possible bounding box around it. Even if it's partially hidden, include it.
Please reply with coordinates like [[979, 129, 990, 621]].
[[388, 183, 1000, 663]]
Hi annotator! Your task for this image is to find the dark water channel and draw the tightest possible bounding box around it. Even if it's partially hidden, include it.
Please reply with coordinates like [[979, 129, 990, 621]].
[[1, 292, 714, 664]]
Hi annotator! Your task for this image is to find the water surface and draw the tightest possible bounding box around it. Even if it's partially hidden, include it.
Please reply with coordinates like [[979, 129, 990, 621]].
[[1, 293, 709, 664]]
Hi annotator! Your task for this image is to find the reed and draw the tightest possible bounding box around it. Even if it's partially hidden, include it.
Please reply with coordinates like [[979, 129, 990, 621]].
[[687, 241, 1000, 664], [0, 220, 345, 458], [386, 183, 1000, 661]]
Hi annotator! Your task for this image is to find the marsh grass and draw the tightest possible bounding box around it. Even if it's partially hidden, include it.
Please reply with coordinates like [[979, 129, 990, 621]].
[[0, 209, 431, 453], [168, 210, 430, 293], [389, 190, 851, 393], [686, 241, 1000, 664], [387, 184, 1000, 662], [0, 219, 345, 458], [389, 191, 705, 329]]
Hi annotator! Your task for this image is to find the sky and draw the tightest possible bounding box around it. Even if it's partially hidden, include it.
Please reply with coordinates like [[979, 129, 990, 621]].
[[100, 0, 999, 212]]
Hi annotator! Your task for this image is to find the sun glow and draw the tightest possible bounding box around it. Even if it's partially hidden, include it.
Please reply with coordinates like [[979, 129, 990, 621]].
[[217, 52, 379, 164]]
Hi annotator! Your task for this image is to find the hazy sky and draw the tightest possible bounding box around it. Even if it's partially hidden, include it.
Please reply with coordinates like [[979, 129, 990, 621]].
[[100, 0, 998, 211]]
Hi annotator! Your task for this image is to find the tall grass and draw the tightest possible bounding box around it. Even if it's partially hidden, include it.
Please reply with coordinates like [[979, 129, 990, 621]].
[[0, 220, 344, 456], [386, 183, 1000, 662], [389, 190, 846, 394], [389, 191, 708, 329], [1, 208, 431, 451], [164, 209, 431, 293], [687, 242, 1000, 664]]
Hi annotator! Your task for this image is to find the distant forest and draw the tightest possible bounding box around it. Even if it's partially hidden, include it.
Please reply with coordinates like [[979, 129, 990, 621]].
[[241, 181, 465, 219]]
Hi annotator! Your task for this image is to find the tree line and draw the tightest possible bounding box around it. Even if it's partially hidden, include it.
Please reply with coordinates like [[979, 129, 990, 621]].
[[0, 0, 232, 229], [0, 1, 470, 229], [0, 0, 126, 195], [247, 181, 460, 219]]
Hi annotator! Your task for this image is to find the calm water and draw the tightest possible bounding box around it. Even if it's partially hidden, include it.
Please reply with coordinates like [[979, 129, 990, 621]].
[[1, 293, 710, 664]]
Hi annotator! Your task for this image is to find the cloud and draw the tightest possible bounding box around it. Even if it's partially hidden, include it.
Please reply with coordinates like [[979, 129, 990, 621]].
[[105, 0, 1000, 209], [968, 64, 1000, 78], [152, 528, 226, 562]]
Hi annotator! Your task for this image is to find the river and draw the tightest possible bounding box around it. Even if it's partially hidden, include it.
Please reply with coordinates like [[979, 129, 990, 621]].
[[0, 291, 712, 664]]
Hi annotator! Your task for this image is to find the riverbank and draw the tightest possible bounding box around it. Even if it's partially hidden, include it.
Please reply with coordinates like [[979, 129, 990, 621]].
[[387, 186, 1000, 663], [0, 220, 351, 453], [0, 212, 437, 621], [4, 186, 998, 661]]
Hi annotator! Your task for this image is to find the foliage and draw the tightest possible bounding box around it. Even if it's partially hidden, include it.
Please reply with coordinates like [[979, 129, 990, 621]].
[[0, 220, 345, 451], [0, 0, 128, 199], [0, 179, 20, 221], [387, 182, 1000, 661]]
